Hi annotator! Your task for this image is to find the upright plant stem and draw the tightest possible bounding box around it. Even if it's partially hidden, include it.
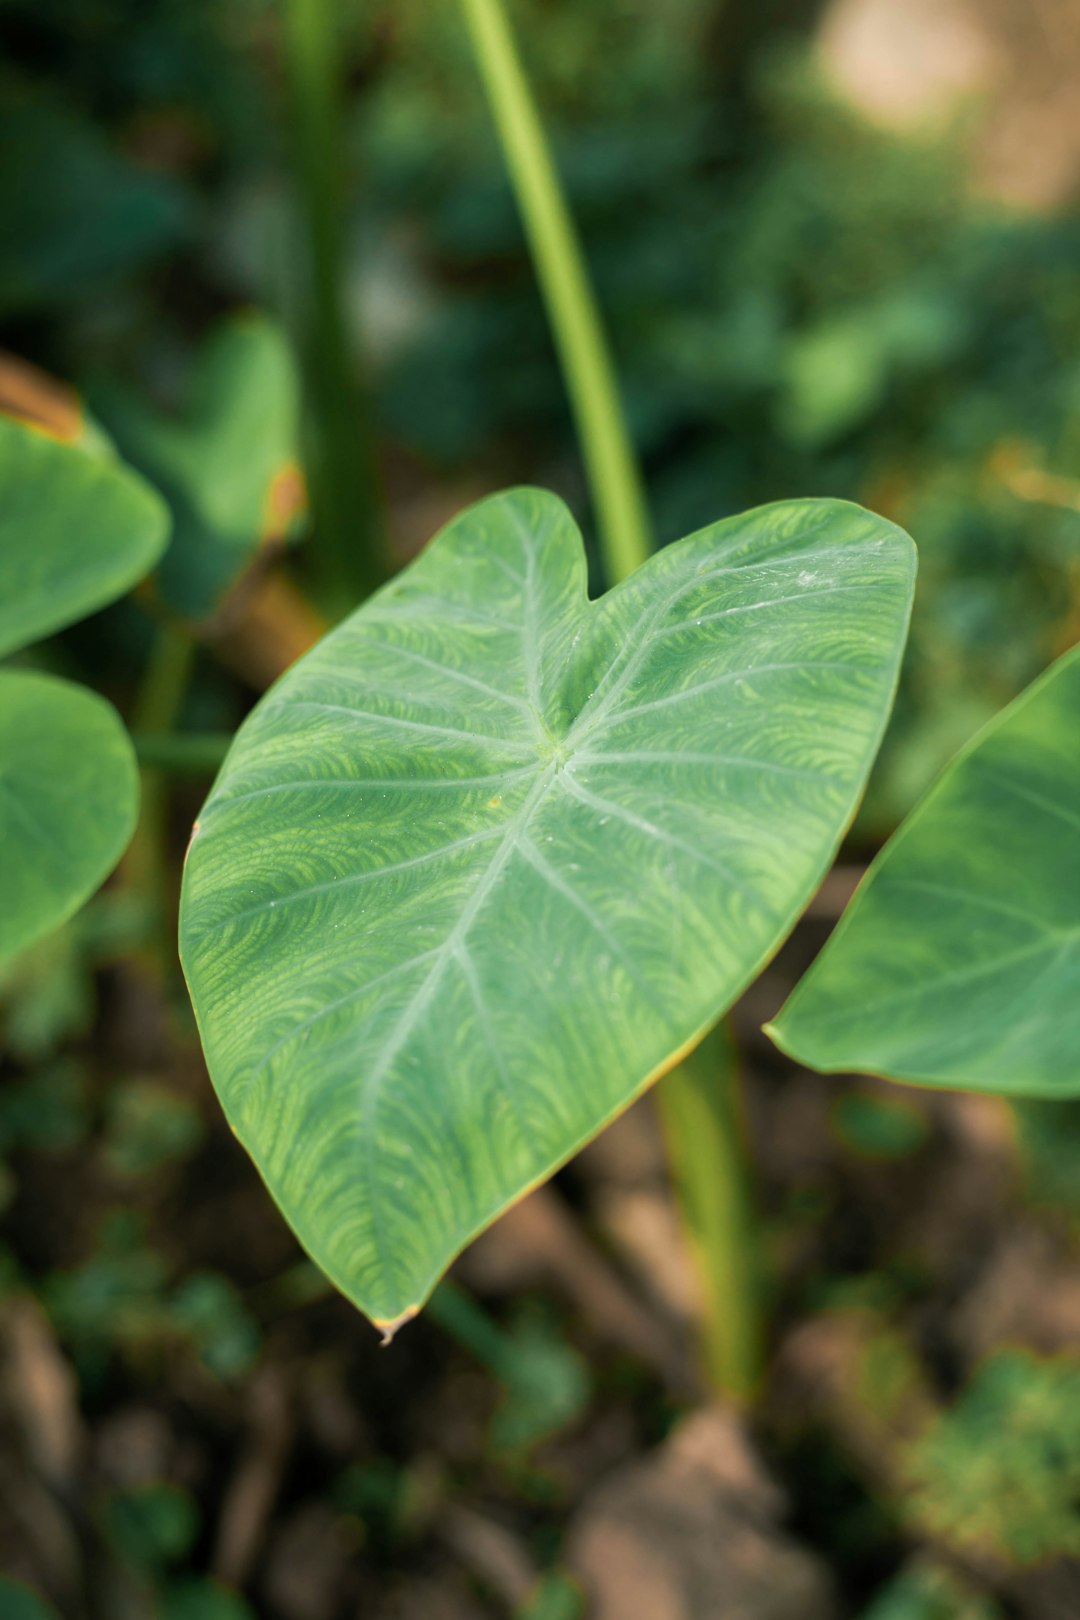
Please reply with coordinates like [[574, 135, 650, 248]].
[[457, 0, 652, 580], [282, 0, 383, 612], [656, 1027, 762, 1402], [128, 622, 197, 952], [459, 0, 762, 1401]]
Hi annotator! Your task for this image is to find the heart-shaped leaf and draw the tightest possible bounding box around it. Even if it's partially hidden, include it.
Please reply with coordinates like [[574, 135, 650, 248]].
[[768, 643, 1080, 1096], [92, 315, 306, 621], [0, 671, 138, 966], [179, 489, 915, 1329], [0, 414, 168, 659]]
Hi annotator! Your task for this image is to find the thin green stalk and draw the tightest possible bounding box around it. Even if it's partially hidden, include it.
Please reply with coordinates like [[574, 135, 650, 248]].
[[128, 623, 197, 948], [459, 0, 762, 1400], [655, 1026, 762, 1403], [282, 0, 384, 612], [457, 0, 652, 581], [426, 1278, 519, 1381], [132, 732, 233, 774]]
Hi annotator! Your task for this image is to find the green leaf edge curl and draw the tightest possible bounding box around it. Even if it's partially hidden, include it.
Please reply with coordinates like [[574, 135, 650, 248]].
[[767, 641, 1080, 1097], [0, 413, 169, 659], [180, 488, 916, 1332], [0, 669, 139, 966]]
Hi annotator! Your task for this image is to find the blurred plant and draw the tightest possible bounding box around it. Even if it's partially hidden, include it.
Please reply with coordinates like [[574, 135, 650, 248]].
[[429, 1283, 591, 1458], [91, 314, 308, 624], [44, 1212, 261, 1388], [859, 1561, 1003, 1620], [831, 1090, 929, 1162], [0, 1577, 62, 1620], [104, 1080, 203, 1179], [904, 1350, 1080, 1566]]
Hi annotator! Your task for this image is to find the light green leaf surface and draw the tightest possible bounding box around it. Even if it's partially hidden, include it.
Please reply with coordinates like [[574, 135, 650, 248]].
[[0, 671, 139, 967], [0, 414, 168, 658], [770, 643, 1080, 1096], [179, 489, 914, 1328], [92, 315, 306, 621]]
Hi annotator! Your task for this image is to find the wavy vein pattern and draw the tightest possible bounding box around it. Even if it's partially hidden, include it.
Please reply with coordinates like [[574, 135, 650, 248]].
[[180, 488, 915, 1325], [770, 643, 1080, 1096]]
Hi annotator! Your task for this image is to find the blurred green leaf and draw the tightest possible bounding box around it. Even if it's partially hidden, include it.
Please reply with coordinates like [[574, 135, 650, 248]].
[[0, 413, 167, 659], [105, 1482, 199, 1573], [0, 926, 94, 1061], [104, 1081, 203, 1177], [168, 1272, 261, 1381], [492, 1306, 591, 1456], [159, 1580, 256, 1620], [831, 1092, 928, 1161], [0, 1577, 62, 1620], [905, 1351, 1080, 1565], [860, 1562, 1002, 1620], [0, 1060, 91, 1155], [0, 672, 139, 968], [515, 1572, 584, 1620], [93, 314, 307, 621]]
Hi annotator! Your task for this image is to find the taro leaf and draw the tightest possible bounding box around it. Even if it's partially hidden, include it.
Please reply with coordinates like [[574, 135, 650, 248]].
[[179, 489, 915, 1329], [91, 315, 306, 621], [0, 672, 138, 967], [0, 414, 168, 659], [769, 643, 1080, 1096]]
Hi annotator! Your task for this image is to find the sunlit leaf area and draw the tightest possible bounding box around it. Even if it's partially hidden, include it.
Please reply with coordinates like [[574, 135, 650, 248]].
[[1, 3, 1078, 1618]]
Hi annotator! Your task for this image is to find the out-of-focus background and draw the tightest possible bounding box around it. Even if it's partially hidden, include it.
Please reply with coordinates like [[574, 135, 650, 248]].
[[2, 2, 1080, 1617]]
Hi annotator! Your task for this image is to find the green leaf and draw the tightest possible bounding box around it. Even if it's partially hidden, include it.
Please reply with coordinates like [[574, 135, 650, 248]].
[[0, 415, 168, 658], [92, 315, 306, 621], [0, 1579, 62, 1620], [769, 643, 1080, 1096], [0, 672, 138, 967], [179, 489, 915, 1328]]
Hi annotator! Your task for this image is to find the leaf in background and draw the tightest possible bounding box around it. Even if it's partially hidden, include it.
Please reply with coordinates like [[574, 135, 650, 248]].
[[0, 1578, 62, 1620], [903, 1350, 1080, 1567], [858, 1562, 1003, 1620], [179, 488, 915, 1329], [0, 350, 113, 455], [0, 414, 168, 658], [770, 643, 1080, 1096], [0, 672, 138, 968], [0, 101, 191, 317], [92, 315, 307, 621]]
